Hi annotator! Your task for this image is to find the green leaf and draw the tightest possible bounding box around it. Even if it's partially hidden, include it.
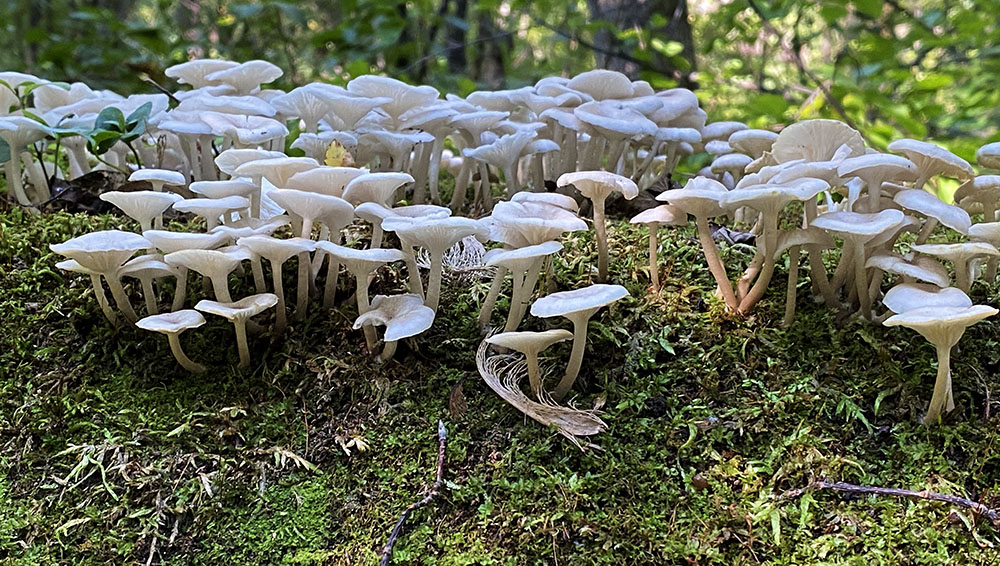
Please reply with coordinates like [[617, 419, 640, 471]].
[[0, 138, 10, 165], [94, 106, 126, 133]]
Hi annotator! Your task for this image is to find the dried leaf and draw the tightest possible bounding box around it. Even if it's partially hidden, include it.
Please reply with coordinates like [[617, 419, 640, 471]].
[[325, 140, 354, 167], [449, 381, 468, 420]]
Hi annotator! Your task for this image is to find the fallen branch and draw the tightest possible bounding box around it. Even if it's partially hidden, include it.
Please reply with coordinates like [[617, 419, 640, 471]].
[[379, 420, 447, 566], [783, 480, 1000, 526]]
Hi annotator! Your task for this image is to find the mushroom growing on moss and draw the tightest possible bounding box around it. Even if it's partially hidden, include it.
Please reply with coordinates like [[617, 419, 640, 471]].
[[196, 293, 279, 368], [136, 310, 206, 373], [486, 329, 573, 398], [557, 171, 638, 282], [629, 204, 686, 292], [353, 294, 436, 362]]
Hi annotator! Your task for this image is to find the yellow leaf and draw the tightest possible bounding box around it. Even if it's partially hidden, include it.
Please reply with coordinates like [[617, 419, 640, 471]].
[[325, 140, 354, 167]]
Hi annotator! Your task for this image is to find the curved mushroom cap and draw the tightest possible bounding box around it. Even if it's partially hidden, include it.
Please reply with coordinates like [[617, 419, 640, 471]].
[[629, 204, 686, 226], [887, 138, 974, 181], [353, 294, 436, 341], [214, 148, 286, 177], [164, 249, 242, 278], [285, 166, 367, 197], [176, 94, 277, 117], [711, 153, 753, 177], [702, 121, 748, 142], [510, 191, 580, 213], [866, 253, 951, 287], [968, 221, 1000, 244], [234, 157, 319, 188], [165, 59, 239, 88], [210, 215, 292, 241], [771, 119, 866, 163], [485, 241, 563, 271], [720, 178, 829, 215], [50, 230, 151, 274], [99, 191, 182, 226], [448, 110, 509, 142], [955, 175, 1000, 207], [195, 293, 280, 321], [557, 171, 638, 203], [237, 235, 315, 263], [342, 172, 414, 207], [773, 226, 836, 260], [485, 329, 573, 354], [462, 131, 537, 169], [120, 254, 178, 280], [356, 202, 448, 227], [574, 100, 657, 139], [837, 153, 918, 185], [811, 209, 906, 240], [883, 283, 972, 314], [910, 242, 1000, 264], [977, 142, 1000, 170], [487, 202, 587, 247], [173, 196, 250, 218], [704, 140, 733, 155], [883, 305, 997, 347], [0, 116, 50, 148], [346, 75, 439, 121], [203, 60, 282, 94], [129, 169, 187, 188], [189, 180, 257, 200], [55, 259, 97, 275], [269, 189, 354, 222], [728, 129, 778, 159], [387, 216, 490, 253], [893, 189, 971, 234], [201, 113, 288, 146], [313, 242, 405, 274], [529, 283, 629, 320], [136, 309, 206, 334], [657, 176, 728, 218], [143, 230, 227, 253], [566, 69, 633, 100]]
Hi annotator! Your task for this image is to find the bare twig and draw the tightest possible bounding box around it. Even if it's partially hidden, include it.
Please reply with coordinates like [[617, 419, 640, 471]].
[[783, 480, 1000, 526], [379, 420, 447, 566]]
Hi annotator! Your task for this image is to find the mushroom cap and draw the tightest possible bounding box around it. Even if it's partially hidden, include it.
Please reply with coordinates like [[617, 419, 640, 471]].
[[352, 294, 435, 342], [356, 202, 448, 226], [720, 178, 829, 215], [0, 116, 50, 147], [837, 153, 918, 185], [629, 204, 686, 226], [210, 215, 292, 241], [214, 148, 286, 176], [529, 283, 629, 320], [771, 119, 866, 163], [136, 309, 207, 334], [866, 253, 951, 287], [566, 69, 633, 100], [322, 93, 394, 130], [234, 157, 319, 187], [811, 209, 906, 240], [710, 153, 753, 177], [882, 283, 972, 314], [385, 216, 489, 253], [448, 110, 509, 141], [142, 230, 227, 253], [462, 131, 537, 169], [195, 293, 279, 321], [177, 95, 277, 117], [883, 305, 997, 348], [487, 202, 587, 246], [557, 171, 638, 202], [342, 172, 414, 207], [204, 60, 283, 94], [120, 254, 178, 280], [955, 175, 1000, 206], [773, 226, 836, 259], [893, 189, 971, 234], [55, 259, 98, 275], [968, 221, 1000, 244], [313, 242, 405, 274], [702, 121, 748, 142], [887, 138, 974, 180], [510, 191, 580, 213], [99, 191, 182, 225], [173, 195, 250, 217], [485, 241, 563, 271], [129, 169, 187, 187], [237, 235, 315, 263], [574, 100, 658, 139], [485, 329, 573, 354], [164, 249, 242, 278], [285, 166, 367, 197], [910, 241, 1000, 263], [189, 180, 257, 200], [269, 189, 354, 221], [657, 176, 728, 219], [165, 59, 239, 88], [50, 230, 151, 274], [201, 113, 288, 145], [977, 142, 1000, 170], [728, 129, 778, 159], [346, 75, 439, 120], [704, 140, 733, 155]]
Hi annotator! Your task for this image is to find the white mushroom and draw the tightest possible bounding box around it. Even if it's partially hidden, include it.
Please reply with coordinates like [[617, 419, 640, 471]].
[[136, 310, 206, 372]]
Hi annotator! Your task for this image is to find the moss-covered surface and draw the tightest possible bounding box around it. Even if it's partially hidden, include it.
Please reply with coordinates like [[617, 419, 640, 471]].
[[2, 206, 1000, 565]]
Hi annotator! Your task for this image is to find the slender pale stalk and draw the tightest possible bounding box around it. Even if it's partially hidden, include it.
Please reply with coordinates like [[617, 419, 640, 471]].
[[954, 260, 972, 293], [234, 320, 250, 368], [250, 258, 266, 293], [647, 223, 660, 292], [425, 252, 445, 312], [478, 265, 508, 331], [294, 252, 310, 320], [139, 276, 159, 315], [924, 345, 953, 425], [168, 333, 204, 373], [5, 157, 38, 213], [172, 268, 188, 311], [198, 135, 216, 181], [554, 314, 590, 401], [449, 160, 472, 211], [853, 242, 872, 320], [477, 162, 493, 211], [322, 258, 340, 309], [695, 216, 738, 311], [502, 269, 527, 333], [354, 272, 377, 351], [916, 218, 938, 245], [593, 198, 609, 282], [401, 244, 424, 299], [738, 215, 780, 314], [502, 165, 518, 199], [105, 275, 139, 323], [209, 276, 232, 303], [379, 340, 398, 363], [525, 351, 543, 398], [530, 155, 545, 192], [505, 257, 547, 332], [270, 260, 288, 332], [89, 274, 118, 325], [782, 246, 800, 328], [411, 143, 431, 203]]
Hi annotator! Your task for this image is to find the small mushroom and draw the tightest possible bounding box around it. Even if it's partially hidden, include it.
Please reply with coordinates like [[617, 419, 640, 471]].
[[119, 254, 178, 315], [136, 310, 206, 372], [909, 242, 1000, 293], [173, 196, 250, 230], [529, 284, 629, 400], [163, 249, 243, 306], [196, 293, 279, 368], [353, 294, 436, 362], [100, 191, 183, 233], [887, 138, 974, 190], [129, 169, 187, 193], [629, 205, 686, 292], [485, 329, 573, 397], [236, 236, 317, 331], [556, 171, 638, 282]]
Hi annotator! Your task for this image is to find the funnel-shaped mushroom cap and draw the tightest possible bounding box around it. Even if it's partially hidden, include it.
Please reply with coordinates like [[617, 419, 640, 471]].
[[910, 242, 1000, 264], [384, 217, 489, 253], [463, 131, 536, 169], [285, 166, 367, 197], [711, 153, 753, 177], [705, 140, 733, 155], [703, 121, 748, 142], [771, 119, 866, 163], [234, 157, 319, 187], [866, 253, 951, 287], [190, 180, 257, 200], [313, 242, 405, 274], [136, 309, 206, 334], [201, 113, 288, 146], [728, 129, 778, 158], [977, 142, 1000, 170], [100, 191, 182, 227], [887, 139, 974, 181], [164, 249, 242, 279], [955, 175, 1000, 207], [510, 192, 580, 213], [211, 215, 291, 241], [773, 227, 836, 259], [0, 116, 50, 148], [574, 101, 657, 139], [342, 172, 414, 207], [322, 94, 394, 130], [55, 259, 97, 275], [566, 69, 633, 100], [353, 294, 435, 341], [485, 241, 563, 271], [883, 305, 997, 348], [143, 230, 227, 253], [720, 178, 829, 215], [968, 221, 1000, 244], [356, 202, 447, 227], [449, 110, 509, 140], [272, 86, 340, 125], [204, 60, 282, 94], [812, 209, 906, 240], [346, 75, 439, 120], [883, 283, 972, 314], [174, 196, 250, 218], [120, 254, 178, 279], [237, 236, 315, 263], [557, 171, 638, 202], [530, 284, 629, 320], [657, 176, 728, 218], [129, 169, 187, 188], [630, 204, 686, 226], [175, 94, 276, 117], [196, 293, 279, 321], [165, 59, 239, 88], [893, 189, 971, 234], [486, 329, 573, 354], [838, 153, 917, 184], [269, 189, 353, 222], [214, 148, 286, 177], [50, 231, 151, 274], [488, 202, 587, 246]]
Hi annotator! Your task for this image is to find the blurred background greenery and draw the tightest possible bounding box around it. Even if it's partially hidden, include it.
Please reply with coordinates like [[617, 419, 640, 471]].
[[1, 0, 998, 158]]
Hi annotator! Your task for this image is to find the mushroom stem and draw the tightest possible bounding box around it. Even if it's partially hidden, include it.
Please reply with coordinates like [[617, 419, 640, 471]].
[[502, 164, 518, 199], [853, 242, 872, 320], [427, 137, 446, 204], [478, 265, 507, 331], [210, 277, 232, 303], [270, 260, 288, 332], [322, 258, 340, 309], [477, 162, 493, 212], [140, 276, 159, 315], [234, 320, 250, 368], [379, 340, 398, 363], [525, 351, 543, 398], [411, 143, 430, 204], [172, 268, 188, 311], [355, 277, 377, 351], [648, 223, 660, 292], [167, 333, 204, 373], [5, 157, 38, 213], [782, 245, 800, 328], [105, 274, 139, 323], [449, 160, 472, 211], [805, 245, 840, 307], [554, 317, 588, 401], [531, 155, 545, 192], [738, 218, 780, 314], [506, 256, 546, 332], [402, 248, 424, 299], [916, 218, 938, 245], [250, 258, 266, 293], [89, 273, 118, 325], [503, 269, 528, 333], [425, 251, 445, 313], [593, 198, 609, 282], [370, 225, 384, 249], [294, 252, 309, 320], [924, 344, 953, 425], [954, 260, 972, 293], [695, 216, 739, 311]]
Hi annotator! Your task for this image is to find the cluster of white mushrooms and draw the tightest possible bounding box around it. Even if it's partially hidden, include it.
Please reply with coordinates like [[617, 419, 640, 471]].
[[6, 59, 999, 430], [656, 118, 1000, 424]]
